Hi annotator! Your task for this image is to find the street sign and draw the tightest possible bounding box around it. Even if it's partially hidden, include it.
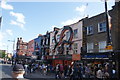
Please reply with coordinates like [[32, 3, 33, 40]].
[[105, 45, 113, 50], [72, 54, 81, 61]]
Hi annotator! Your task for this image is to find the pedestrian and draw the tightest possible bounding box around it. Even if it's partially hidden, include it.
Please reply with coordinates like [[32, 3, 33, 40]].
[[55, 64, 60, 79], [64, 64, 68, 78], [28, 63, 32, 73], [11, 64, 26, 79], [60, 64, 64, 78], [85, 65, 91, 78], [69, 65, 74, 80], [96, 67, 103, 80], [112, 68, 116, 78], [24, 64, 28, 75], [42, 64, 47, 75], [78, 64, 82, 79]]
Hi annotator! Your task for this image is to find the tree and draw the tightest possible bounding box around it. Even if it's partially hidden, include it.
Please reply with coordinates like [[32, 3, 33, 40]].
[[0, 50, 6, 58]]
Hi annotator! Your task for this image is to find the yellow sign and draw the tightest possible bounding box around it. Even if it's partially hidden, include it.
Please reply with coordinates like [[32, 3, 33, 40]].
[[105, 45, 113, 50]]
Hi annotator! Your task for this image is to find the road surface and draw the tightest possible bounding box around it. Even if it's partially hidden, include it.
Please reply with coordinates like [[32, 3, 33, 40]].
[[0, 63, 55, 79], [0, 64, 12, 79]]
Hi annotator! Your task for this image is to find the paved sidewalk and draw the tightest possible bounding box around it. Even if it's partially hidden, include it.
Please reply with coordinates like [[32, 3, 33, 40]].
[[24, 71, 55, 79]]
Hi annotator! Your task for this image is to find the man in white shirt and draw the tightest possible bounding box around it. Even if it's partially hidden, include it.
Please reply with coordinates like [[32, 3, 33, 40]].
[[12, 64, 25, 79], [96, 68, 103, 79]]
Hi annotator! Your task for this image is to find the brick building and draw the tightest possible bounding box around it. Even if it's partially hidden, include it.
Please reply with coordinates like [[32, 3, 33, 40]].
[[81, 1, 120, 78], [27, 39, 34, 56], [110, 1, 120, 78], [16, 37, 28, 56], [82, 11, 113, 61], [33, 34, 43, 60], [41, 31, 50, 62], [48, 20, 83, 66]]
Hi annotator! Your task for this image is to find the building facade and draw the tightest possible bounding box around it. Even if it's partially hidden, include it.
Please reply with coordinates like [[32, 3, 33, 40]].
[[16, 37, 28, 56], [34, 34, 43, 60], [16, 37, 28, 64], [27, 39, 34, 56], [48, 20, 83, 66], [110, 1, 120, 78], [41, 31, 50, 61], [82, 11, 113, 61]]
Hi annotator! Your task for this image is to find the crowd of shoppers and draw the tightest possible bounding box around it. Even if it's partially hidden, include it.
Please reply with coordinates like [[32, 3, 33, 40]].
[[21, 61, 116, 79]]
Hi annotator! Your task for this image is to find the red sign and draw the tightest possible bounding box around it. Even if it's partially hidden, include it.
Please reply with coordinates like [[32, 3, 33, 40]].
[[72, 54, 81, 61]]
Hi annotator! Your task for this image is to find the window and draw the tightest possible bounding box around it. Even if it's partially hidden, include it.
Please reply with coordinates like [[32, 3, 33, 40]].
[[98, 22, 106, 32], [66, 31, 70, 40], [31, 44, 33, 48], [18, 45, 20, 49], [57, 35, 60, 42], [98, 41, 107, 52], [46, 39, 48, 45], [87, 43, 93, 53], [42, 39, 45, 45], [52, 37, 54, 43], [87, 26, 93, 35], [24, 46, 27, 49], [41, 39, 43, 45], [73, 43, 78, 54], [73, 29, 78, 38], [66, 45, 69, 54]]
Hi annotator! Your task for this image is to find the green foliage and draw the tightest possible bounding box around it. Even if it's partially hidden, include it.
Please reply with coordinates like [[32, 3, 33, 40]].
[[0, 50, 6, 58]]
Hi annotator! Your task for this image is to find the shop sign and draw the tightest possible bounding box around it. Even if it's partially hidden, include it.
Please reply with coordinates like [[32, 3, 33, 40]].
[[72, 54, 81, 60], [105, 45, 113, 50], [84, 55, 108, 58]]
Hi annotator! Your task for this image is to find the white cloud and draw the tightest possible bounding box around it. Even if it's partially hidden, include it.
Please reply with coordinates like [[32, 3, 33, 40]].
[[61, 4, 88, 26], [10, 11, 26, 30], [0, 42, 6, 48], [76, 5, 87, 13], [6, 29, 13, 36], [0, 31, 6, 48], [0, 32, 4, 41], [1, 0, 14, 10], [10, 11, 25, 24], [51, 25, 56, 31], [10, 20, 24, 29], [61, 17, 81, 26], [49, 25, 62, 32]]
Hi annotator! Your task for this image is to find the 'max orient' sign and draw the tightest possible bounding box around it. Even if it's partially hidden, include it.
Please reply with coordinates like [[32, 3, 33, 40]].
[[47, 55, 72, 60], [72, 54, 81, 61]]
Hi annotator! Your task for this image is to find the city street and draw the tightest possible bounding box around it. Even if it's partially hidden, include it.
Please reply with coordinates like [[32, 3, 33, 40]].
[[0, 0, 120, 79], [0, 64, 12, 79], [0, 64, 55, 79]]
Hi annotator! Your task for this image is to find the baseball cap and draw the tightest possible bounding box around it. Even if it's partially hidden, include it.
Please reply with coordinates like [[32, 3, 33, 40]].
[[12, 64, 25, 72]]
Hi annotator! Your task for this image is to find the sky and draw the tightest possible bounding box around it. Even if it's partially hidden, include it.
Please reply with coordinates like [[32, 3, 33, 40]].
[[0, 0, 115, 54]]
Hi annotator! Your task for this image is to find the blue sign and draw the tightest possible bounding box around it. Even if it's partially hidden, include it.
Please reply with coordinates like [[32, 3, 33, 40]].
[[84, 55, 108, 58]]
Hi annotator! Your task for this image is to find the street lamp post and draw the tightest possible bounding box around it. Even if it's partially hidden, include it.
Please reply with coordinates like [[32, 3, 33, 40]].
[[8, 40, 15, 53], [105, 0, 111, 45], [8, 39, 15, 65], [104, 0, 113, 78]]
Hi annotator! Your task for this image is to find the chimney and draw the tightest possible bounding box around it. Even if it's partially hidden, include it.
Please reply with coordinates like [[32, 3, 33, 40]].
[[54, 27, 60, 31]]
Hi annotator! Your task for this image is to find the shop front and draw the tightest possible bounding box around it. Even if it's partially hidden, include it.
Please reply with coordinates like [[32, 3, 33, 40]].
[[81, 52, 114, 65], [46, 54, 81, 67], [47, 55, 72, 67]]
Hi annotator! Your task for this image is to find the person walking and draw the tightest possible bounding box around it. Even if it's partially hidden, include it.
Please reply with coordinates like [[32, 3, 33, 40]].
[[12, 64, 28, 80], [96, 67, 103, 80], [55, 64, 60, 79], [64, 64, 68, 78], [24, 64, 28, 75], [69, 65, 74, 80], [60, 64, 64, 78]]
